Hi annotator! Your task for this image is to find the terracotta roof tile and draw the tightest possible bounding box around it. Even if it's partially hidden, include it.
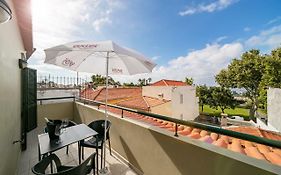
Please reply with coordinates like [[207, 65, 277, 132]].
[[210, 133, 219, 141], [151, 79, 187, 86], [200, 130, 208, 137], [199, 135, 213, 144], [116, 96, 149, 111], [188, 132, 201, 139], [227, 126, 263, 137], [264, 152, 281, 166], [213, 139, 228, 148], [245, 147, 266, 160], [226, 126, 281, 142], [143, 96, 170, 107]]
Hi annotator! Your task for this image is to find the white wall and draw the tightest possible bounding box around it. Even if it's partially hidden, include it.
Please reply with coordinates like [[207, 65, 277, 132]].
[[0, 1, 25, 174], [142, 86, 173, 100], [256, 118, 278, 132], [267, 88, 281, 132], [172, 86, 199, 120], [143, 86, 199, 120], [37, 89, 79, 104]]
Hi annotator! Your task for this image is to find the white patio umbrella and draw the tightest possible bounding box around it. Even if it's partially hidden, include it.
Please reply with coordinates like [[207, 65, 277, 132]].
[[44, 40, 156, 174]]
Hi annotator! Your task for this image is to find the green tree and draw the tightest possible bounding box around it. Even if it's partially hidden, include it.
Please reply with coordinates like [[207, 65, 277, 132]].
[[123, 82, 138, 87], [258, 47, 281, 109], [196, 85, 211, 112], [185, 77, 194, 85], [146, 77, 152, 85], [138, 78, 152, 86], [209, 87, 236, 113], [261, 47, 281, 88], [215, 49, 265, 118], [91, 74, 119, 88]]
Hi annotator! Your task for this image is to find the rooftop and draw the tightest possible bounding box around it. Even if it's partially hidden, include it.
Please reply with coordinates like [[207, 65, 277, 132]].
[[226, 126, 281, 142], [150, 79, 187, 86], [81, 87, 169, 111]]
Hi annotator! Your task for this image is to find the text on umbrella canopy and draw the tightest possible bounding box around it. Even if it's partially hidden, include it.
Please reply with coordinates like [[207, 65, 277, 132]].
[[62, 58, 75, 67], [73, 44, 98, 49]]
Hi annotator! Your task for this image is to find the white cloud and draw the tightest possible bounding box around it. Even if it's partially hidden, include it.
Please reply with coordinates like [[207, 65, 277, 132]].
[[245, 25, 281, 49], [179, 0, 238, 16], [244, 27, 251, 32], [29, 0, 123, 76], [151, 56, 161, 61], [120, 42, 243, 85], [267, 16, 281, 25], [215, 36, 228, 43], [93, 17, 112, 32], [90, 0, 123, 32]]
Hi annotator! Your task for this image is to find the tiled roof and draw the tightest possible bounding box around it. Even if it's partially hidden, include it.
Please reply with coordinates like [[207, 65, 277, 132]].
[[81, 87, 142, 101], [226, 126, 281, 142], [116, 96, 149, 111], [99, 106, 281, 166], [81, 88, 169, 111], [143, 96, 170, 107], [151, 79, 187, 86]]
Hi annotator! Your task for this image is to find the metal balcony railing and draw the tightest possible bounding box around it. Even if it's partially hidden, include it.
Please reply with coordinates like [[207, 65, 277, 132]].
[[37, 96, 281, 149]]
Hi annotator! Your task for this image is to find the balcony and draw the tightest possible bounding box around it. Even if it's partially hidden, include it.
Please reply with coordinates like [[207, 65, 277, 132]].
[[18, 97, 281, 175]]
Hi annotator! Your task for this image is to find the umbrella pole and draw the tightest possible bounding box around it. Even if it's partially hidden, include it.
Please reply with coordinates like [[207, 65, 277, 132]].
[[100, 52, 109, 174]]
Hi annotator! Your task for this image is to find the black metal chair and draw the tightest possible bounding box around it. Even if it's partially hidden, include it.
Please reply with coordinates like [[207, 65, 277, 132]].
[[32, 153, 96, 175], [78, 120, 112, 171]]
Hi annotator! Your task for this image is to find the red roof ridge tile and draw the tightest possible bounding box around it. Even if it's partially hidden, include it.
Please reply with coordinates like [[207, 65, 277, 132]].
[[151, 79, 187, 86], [256, 128, 265, 138], [163, 80, 169, 86], [143, 96, 170, 102], [93, 87, 105, 100], [142, 96, 150, 110]]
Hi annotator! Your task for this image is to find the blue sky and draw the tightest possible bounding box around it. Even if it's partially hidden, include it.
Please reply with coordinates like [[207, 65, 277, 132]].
[[29, 0, 281, 85]]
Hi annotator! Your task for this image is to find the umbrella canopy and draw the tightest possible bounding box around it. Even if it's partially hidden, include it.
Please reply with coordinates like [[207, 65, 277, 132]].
[[44, 40, 156, 174], [44, 40, 156, 75]]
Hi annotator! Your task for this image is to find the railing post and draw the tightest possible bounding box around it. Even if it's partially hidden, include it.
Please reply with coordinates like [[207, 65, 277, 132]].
[[121, 109, 123, 118], [174, 123, 178, 137]]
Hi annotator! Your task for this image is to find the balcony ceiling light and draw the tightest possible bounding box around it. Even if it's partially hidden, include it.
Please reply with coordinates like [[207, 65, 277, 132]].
[[0, 0, 12, 24]]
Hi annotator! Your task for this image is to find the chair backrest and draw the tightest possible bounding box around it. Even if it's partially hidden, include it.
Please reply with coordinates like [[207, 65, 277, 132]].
[[32, 153, 95, 175], [88, 120, 111, 140]]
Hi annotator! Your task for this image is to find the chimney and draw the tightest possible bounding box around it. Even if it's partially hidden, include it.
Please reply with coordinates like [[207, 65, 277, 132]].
[[158, 93, 164, 100], [220, 113, 228, 127]]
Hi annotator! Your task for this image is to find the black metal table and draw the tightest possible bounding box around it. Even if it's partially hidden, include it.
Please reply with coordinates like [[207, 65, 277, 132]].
[[38, 124, 98, 160]]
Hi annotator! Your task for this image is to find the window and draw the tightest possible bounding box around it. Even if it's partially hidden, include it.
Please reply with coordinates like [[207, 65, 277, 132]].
[[180, 94, 183, 104]]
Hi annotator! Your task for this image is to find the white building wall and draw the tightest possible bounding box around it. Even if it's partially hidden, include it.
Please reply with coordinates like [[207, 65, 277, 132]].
[[0, 1, 25, 174], [37, 89, 79, 104], [267, 88, 281, 132], [255, 118, 279, 132], [171, 86, 199, 121], [142, 86, 172, 100]]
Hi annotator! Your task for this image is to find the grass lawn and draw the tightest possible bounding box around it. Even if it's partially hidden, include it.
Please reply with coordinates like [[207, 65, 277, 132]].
[[200, 105, 250, 119]]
